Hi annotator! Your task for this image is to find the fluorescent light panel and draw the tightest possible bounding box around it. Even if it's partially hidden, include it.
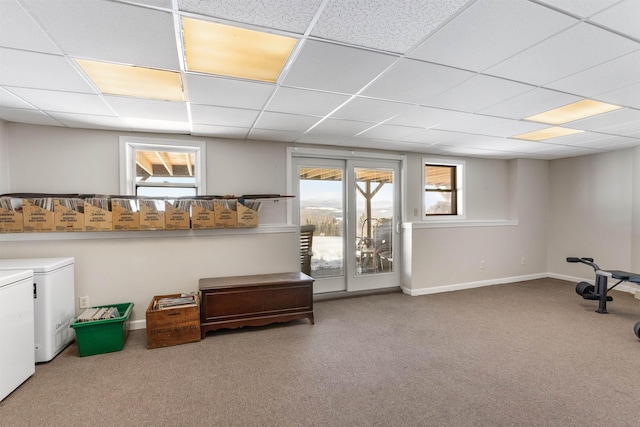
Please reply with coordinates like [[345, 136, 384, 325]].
[[526, 99, 622, 125], [513, 126, 583, 141], [77, 59, 184, 101], [183, 17, 297, 82]]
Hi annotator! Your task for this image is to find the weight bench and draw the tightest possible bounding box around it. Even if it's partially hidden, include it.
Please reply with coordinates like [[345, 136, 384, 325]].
[[566, 257, 640, 339]]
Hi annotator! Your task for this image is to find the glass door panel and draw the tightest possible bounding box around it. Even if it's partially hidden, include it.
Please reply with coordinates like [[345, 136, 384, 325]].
[[354, 167, 394, 276], [299, 166, 344, 279]]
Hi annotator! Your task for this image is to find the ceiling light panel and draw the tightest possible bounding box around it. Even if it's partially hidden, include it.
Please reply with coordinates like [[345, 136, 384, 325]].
[[77, 59, 184, 101], [513, 126, 583, 141], [183, 17, 297, 82], [525, 99, 622, 125]]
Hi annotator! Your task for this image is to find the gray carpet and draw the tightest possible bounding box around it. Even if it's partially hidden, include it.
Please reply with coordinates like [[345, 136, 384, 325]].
[[1, 278, 639, 427]]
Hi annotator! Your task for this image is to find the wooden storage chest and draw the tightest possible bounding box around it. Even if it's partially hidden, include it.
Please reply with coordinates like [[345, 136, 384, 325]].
[[199, 272, 314, 338]]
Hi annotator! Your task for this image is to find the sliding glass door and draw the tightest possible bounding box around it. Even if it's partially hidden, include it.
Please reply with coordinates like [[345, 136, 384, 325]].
[[293, 155, 400, 294]]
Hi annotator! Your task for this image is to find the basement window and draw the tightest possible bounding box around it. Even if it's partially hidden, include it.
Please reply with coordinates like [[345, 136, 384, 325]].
[[119, 137, 206, 197], [423, 158, 464, 218]]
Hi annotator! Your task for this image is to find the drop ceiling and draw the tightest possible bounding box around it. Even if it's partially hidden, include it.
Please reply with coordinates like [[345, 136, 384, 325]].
[[0, 0, 639, 160]]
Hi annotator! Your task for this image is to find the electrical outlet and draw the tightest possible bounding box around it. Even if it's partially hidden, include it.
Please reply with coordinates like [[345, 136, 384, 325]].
[[521, 257, 526, 265], [480, 260, 485, 270], [413, 208, 419, 216], [79, 295, 90, 309]]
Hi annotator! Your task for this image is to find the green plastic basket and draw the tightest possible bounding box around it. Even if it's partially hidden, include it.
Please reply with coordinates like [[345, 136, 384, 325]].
[[70, 302, 134, 357]]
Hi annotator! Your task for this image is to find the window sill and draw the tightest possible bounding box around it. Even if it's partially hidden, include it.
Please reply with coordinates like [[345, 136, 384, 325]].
[[403, 219, 518, 229]]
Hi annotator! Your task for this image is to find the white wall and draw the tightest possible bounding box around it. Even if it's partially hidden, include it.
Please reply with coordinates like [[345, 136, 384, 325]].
[[403, 159, 549, 294], [0, 120, 8, 194], [2, 124, 296, 322], [548, 149, 635, 279]]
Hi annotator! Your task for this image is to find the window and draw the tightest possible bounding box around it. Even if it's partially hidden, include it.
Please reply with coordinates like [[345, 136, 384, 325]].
[[119, 137, 206, 197], [423, 158, 464, 217]]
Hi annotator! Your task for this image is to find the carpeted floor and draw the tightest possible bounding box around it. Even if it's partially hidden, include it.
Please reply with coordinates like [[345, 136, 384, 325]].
[[1, 278, 639, 427]]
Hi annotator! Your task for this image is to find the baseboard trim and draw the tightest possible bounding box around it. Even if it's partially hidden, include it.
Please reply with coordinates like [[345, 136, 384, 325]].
[[402, 273, 548, 296], [130, 319, 146, 331]]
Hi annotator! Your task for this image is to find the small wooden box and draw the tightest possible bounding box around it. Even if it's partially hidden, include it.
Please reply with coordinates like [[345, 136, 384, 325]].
[[84, 199, 112, 231], [112, 199, 140, 231], [54, 199, 85, 232], [191, 200, 215, 230], [23, 199, 55, 232], [146, 294, 201, 349], [214, 200, 237, 229], [165, 201, 190, 230], [0, 198, 23, 233], [237, 202, 259, 228], [139, 200, 165, 230]]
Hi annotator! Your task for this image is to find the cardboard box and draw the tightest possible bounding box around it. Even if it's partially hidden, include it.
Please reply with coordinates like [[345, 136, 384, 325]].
[[146, 294, 200, 349], [0, 198, 23, 233], [165, 200, 190, 230], [54, 198, 85, 232], [139, 199, 165, 230], [84, 199, 112, 231], [190, 200, 215, 230], [214, 199, 237, 229], [237, 202, 259, 228], [112, 198, 140, 231], [23, 198, 55, 232]]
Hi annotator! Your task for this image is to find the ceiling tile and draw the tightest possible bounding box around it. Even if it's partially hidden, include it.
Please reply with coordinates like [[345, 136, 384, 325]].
[[47, 112, 130, 131], [546, 50, 640, 97], [595, 82, 640, 109], [386, 106, 464, 128], [22, 0, 180, 70], [124, 118, 190, 133], [0, 0, 60, 54], [536, 0, 622, 18], [190, 105, 259, 127], [478, 120, 549, 138], [178, 0, 322, 34], [357, 123, 422, 141], [486, 23, 639, 86], [265, 87, 350, 116], [569, 134, 640, 149], [426, 74, 533, 112], [401, 128, 465, 144], [330, 97, 412, 123], [569, 108, 640, 132], [308, 118, 374, 137], [361, 59, 474, 104], [0, 48, 95, 93], [9, 87, 114, 116], [185, 73, 275, 109], [253, 112, 320, 133], [104, 96, 189, 121], [409, 0, 577, 71], [191, 124, 249, 138], [432, 112, 515, 133], [479, 88, 582, 119], [282, 40, 397, 94], [248, 128, 301, 142], [0, 106, 62, 126], [0, 88, 34, 109], [590, 0, 640, 39], [311, 0, 471, 53]]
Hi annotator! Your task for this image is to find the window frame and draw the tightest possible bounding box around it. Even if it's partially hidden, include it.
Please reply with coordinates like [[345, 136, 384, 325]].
[[422, 157, 465, 219], [119, 136, 206, 196]]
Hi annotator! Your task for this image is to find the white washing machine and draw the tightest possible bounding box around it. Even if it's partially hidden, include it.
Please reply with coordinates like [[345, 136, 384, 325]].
[[0, 269, 35, 401], [0, 258, 75, 363]]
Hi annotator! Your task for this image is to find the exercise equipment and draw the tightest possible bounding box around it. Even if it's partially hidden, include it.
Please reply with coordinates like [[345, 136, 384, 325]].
[[567, 257, 640, 339]]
